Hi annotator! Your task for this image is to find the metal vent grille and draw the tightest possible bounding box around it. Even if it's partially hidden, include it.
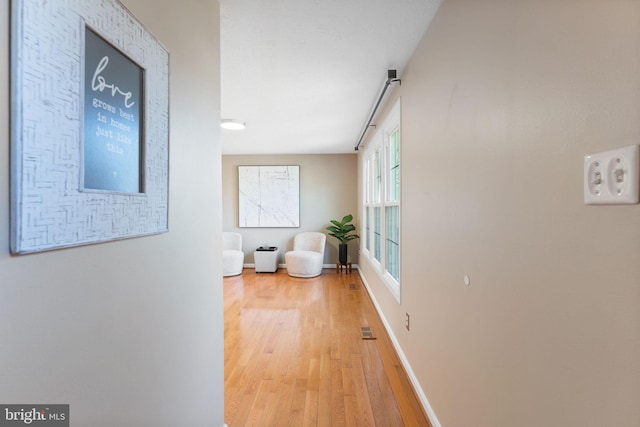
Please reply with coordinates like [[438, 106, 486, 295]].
[[361, 326, 376, 340]]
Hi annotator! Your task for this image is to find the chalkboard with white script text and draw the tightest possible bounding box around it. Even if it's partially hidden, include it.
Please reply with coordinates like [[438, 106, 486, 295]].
[[83, 27, 144, 193]]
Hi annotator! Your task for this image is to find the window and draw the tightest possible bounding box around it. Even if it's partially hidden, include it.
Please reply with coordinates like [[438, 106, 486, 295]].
[[362, 99, 401, 302], [373, 148, 382, 263], [385, 128, 400, 281]]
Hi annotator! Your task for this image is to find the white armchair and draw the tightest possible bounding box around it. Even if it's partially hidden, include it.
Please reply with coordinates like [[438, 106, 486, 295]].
[[284, 232, 326, 278], [222, 232, 244, 277]]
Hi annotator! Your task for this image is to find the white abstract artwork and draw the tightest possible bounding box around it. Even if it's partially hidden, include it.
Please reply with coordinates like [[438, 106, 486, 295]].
[[238, 166, 300, 228]]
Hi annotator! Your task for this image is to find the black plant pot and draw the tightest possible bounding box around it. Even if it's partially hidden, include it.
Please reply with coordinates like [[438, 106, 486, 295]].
[[338, 243, 348, 265]]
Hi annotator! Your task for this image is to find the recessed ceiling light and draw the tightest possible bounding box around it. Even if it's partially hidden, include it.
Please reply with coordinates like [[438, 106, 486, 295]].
[[220, 119, 246, 130]]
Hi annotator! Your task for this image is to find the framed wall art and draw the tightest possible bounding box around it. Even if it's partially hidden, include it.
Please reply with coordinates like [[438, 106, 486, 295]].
[[238, 166, 300, 228], [11, 0, 169, 254]]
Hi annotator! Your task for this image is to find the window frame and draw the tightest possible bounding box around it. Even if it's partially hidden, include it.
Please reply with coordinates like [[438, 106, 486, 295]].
[[361, 99, 401, 302]]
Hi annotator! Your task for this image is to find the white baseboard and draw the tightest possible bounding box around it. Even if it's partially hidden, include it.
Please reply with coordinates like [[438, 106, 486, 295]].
[[323, 263, 358, 269], [242, 263, 360, 269], [356, 266, 442, 427]]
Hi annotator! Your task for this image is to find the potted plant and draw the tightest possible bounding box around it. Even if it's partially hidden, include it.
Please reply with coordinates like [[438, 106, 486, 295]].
[[326, 214, 359, 265]]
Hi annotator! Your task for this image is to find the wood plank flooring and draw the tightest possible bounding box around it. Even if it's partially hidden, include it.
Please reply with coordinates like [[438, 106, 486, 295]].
[[224, 269, 431, 427]]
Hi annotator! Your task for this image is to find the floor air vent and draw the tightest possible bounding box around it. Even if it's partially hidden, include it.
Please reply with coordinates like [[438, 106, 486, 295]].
[[348, 283, 358, 290], [361, 326, 376, 340]]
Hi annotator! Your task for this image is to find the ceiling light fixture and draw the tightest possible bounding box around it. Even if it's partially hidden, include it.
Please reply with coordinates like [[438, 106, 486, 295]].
[[220, 119, 246, 130]]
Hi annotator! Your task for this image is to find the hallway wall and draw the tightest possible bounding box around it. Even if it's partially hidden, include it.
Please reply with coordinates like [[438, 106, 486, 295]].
[[0, 1, 224, 426], [358, 1, 640, 426]]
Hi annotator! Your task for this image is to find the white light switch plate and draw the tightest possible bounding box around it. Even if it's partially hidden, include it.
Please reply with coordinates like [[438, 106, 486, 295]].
[[584, 145, 639, 204]]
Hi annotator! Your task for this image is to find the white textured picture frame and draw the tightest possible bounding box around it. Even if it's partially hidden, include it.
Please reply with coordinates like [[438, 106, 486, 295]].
[[11, 0, 169, 254], [238, 166, 300, 228]]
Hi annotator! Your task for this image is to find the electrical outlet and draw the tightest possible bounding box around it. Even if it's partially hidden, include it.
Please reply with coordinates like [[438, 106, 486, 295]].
[[584, 145, 639, 204], [405, 312, 410, 331]]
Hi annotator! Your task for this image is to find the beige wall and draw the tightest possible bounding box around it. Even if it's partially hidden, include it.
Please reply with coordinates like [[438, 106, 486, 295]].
[[359, 1, 640, 426], [222, 154, 358, 266], [0, 2, 224, 426]]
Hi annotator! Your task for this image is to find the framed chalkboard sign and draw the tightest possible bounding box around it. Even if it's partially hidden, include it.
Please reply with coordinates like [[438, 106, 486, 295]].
[[10, 0, 169, 254], [83, 27, 144, 194]]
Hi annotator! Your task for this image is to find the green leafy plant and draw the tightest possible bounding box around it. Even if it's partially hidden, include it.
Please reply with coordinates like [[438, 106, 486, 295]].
[[326, 214, 359, 244]]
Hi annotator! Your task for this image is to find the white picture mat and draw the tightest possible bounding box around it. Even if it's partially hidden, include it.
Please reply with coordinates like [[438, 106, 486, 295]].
[[11, 0, 169, 253], [238, 166, 300, 228]]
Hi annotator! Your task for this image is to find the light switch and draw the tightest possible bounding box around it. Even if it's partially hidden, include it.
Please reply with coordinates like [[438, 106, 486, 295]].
[[584, 145, 639, 204]]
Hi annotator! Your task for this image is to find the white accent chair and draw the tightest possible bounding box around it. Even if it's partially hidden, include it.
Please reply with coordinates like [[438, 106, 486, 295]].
[[222, 232, 244, 277], [285, 232, 326, 278]]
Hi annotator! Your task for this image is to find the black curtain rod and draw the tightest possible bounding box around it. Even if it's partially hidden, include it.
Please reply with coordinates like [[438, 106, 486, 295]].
[[354, 69, 401, 151]]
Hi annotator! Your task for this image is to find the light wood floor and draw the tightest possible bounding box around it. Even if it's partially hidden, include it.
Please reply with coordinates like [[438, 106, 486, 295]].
[[224, 268, 431, 427]]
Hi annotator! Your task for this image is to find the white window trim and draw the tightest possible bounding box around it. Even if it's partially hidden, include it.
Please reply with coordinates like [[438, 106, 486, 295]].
[[362, 98, 401, 303]]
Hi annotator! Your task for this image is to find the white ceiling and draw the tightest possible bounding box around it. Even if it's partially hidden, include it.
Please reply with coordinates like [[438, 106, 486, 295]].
[[219, 0, 442, 155]]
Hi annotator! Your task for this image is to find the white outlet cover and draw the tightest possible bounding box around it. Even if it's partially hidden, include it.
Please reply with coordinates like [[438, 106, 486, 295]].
[[584, 145, 639, 204]]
